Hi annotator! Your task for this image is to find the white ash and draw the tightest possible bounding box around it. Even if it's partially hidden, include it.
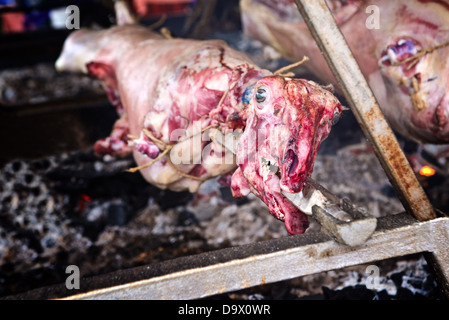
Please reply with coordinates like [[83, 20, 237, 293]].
[[326, 255, 439, 298], [312, 140, 405, 217], [0, 152, 134, 274], [0, 158, 69, 268], [0, 141, 404, 273], [201, 194, 289, 246], [0, 142, 433, 298], [224, 254, 443, 300]]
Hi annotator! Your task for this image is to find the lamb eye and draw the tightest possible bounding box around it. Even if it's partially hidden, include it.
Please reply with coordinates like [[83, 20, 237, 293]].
[[256, 88, 267, 103], [331, 110, 341, 125]]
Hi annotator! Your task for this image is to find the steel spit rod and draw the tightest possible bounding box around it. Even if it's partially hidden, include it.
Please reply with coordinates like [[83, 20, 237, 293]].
[[292, 0, 436, 221]]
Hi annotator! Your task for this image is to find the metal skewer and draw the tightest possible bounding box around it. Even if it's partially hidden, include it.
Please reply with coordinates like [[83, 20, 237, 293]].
[[282, 178, 377, 246]]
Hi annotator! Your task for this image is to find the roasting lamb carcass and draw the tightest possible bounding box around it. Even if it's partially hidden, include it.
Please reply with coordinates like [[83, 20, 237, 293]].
[[240, 0, 449, 144], [55, 2, 343, 235]]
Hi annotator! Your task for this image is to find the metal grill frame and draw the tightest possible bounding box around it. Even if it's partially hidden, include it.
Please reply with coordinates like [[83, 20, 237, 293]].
[[4, 0, 449, 300]]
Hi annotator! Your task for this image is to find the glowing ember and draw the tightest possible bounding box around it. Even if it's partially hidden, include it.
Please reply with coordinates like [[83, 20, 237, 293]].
[[419, 165, 436, 177], [77, 194, 92, 212]]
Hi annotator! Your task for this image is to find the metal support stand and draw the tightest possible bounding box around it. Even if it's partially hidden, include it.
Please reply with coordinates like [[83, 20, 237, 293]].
[[70, 214, 449, 299], [292, 0, 435, 222], [5, 213, 448, 299], [292, 0, 447, 295]]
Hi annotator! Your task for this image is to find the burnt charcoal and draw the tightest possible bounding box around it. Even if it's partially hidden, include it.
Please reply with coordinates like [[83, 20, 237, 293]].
[[401, 139, 419, 154], [0, 263, 67, 297], [66, 213, 105, 242], [3, 161, 25, 180], [373, 289, 392, 300], [0, 213, 15, 232], [11, 161, 23, 173], [177, 209, 200, 227], [14, 229, 43, 254], [0, 63, 104, 106], [380, 184, 397, 198], [395, 287, 422, 299], [270, 283, 290, 300], [390, 270, 404, 288], [29, 158, 53, 172], [154, 190, 194, 211], [41, 235, 57, 249], [322, 285, 375, 300], [106, 202, 129, 226], [43, 150, 193, 212], [387, 265, 446, 300], [219, 186, 248, 205]]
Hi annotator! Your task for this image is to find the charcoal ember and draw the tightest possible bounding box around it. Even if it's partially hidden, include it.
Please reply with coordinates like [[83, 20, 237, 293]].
[[322, 285, 376, 300], [0, 225, 12, 264], [215, 254, 445, 300], [177, 209, 200, 227], [70, 199, 132, 242], [314, 255, 445, 300], [0, 63, 104, 106], [312, 141, 405, 218], [202, 194, 288, 246], [0, 158, 74, 274], [77, 204, 210, 275], [2, 145, 437, 298], [0, 148, 201, 295], [387, 258, 444, 299]]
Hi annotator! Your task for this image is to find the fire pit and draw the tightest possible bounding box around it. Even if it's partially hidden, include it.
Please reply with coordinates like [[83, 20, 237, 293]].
[[0, 90, 445, 299]]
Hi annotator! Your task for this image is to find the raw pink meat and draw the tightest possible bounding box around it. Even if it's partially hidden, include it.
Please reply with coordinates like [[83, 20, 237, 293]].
[[56, 6, 342, 234], [241, 0, 449, 144]]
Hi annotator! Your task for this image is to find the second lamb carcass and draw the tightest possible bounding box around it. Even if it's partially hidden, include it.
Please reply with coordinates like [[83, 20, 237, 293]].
[[55, 4, 342, 235], [241, 0, 449, 144]]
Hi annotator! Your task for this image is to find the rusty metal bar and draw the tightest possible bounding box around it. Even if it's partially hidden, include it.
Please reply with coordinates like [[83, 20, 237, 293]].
[[3, 213, 448, 299], [293, 0, 436, 222], [283, 177, 378, 247]]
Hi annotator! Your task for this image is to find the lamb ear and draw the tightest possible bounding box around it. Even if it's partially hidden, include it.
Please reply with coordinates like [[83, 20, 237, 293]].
[[86, 61, 115, 80]]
